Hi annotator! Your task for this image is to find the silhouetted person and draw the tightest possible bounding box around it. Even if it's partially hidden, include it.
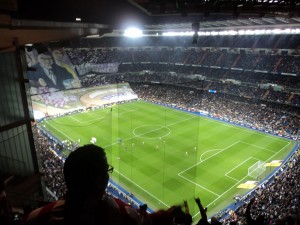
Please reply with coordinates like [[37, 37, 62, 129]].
[[24, 144, 185, 225], [195, 197, 210, 225]]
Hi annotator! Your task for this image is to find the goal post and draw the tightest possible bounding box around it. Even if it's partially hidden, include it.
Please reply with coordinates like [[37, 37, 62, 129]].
[[248, 161, 266, 179]]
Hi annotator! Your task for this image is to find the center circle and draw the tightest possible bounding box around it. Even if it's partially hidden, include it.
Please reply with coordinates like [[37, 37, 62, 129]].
[[133, 125, 171, 139]]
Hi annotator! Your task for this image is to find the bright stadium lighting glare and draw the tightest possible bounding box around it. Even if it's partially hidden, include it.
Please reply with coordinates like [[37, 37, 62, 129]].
[[245, 30, 254, 35], [294, 29, 300, 34], [124, 27, 143, 38], [162, 27, 300, 37], [162, 32, 171, 36], [272, 29, 281, 34], [265, 29, 272, 34], [290, 28, 300, 34], [238, 30, 245, 35], [162, 31, 193, 36], [228, 30, 237, 35], [254, 29, 265, 35], [219, 31, 228, 35]]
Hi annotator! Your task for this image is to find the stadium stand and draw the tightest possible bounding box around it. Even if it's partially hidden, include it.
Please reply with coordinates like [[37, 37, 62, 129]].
[[2, 26, 300, 225], [26, 44, 300, 223]]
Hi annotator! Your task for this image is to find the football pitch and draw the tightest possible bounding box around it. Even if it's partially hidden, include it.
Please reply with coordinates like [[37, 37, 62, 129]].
[[40, 100, 296, 220]]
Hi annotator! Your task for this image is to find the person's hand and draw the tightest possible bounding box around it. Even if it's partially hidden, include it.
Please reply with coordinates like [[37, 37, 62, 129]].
[[195, 197, 201, 205], [183, 200, 188, 207], [38, 78, 47, 87]]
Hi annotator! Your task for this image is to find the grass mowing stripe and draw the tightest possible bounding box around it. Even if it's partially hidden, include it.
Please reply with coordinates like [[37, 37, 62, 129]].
[[265, 141, 291, 162], [178, 173, 220, 197], [42, 100, 296, 218], [225, 157, 258, 181], [114, 169, 170, 208], [179, 141, 240, 175], [201, 116, 290, 143], [103, 112, 199, 149], [45, 121, 74, 141], [191, 140, 293, 219]]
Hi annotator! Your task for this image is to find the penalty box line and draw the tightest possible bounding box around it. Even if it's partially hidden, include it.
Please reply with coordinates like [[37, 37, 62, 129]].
[[225, 157, 261, 181], [177, 141, 241, 197], [191, 141, 292, 219]]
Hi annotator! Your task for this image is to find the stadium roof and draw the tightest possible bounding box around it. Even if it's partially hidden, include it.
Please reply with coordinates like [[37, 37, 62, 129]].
[[0, 0, 300, 50]]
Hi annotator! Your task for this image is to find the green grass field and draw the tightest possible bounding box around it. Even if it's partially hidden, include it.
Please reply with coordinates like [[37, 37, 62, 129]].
[[40, 100, 296, 220]]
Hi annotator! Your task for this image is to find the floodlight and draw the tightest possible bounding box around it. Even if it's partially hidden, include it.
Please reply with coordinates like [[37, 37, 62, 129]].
[[124, 28, 143, 38]]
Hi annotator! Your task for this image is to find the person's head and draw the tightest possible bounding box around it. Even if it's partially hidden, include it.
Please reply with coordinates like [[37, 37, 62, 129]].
[[38, 52, 54, 69], [63, 144, 112, 197], [51, 49, 64, 63]]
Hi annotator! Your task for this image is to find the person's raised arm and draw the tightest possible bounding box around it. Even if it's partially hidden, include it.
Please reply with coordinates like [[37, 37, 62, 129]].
[[195, 197, 208, 220]]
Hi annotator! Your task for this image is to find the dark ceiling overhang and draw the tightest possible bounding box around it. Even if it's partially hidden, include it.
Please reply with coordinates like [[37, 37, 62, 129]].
[[0, 14, 110, 51], [1, 0, 300, 52]]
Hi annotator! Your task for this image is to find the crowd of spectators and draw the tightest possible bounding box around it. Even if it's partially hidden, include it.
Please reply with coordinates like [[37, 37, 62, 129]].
[[65, 47, 300, 76], [31, 125, 138, 207], [78, 71, 300, 106], [63, 47, 300, 107], [29, 96, 299, 225], [234, 148, 299, 225], [25, 80, 299, 225], [24, 37, 300, 224], [31, 125, 66, 201], [129, 83, 299, 139]]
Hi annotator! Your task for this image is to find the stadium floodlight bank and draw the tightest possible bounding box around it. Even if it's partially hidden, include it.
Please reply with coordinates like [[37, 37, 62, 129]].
[[248, 161, 266, 179]]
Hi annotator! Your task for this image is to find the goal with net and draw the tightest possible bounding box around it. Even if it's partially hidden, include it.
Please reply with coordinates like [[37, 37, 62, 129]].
[[248, 161, 266, 179]]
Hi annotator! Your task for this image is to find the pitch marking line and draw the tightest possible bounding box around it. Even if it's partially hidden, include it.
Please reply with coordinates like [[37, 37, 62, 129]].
[[201, 117, 291, 143], [225, 157, 260, 181], [177, 141, 240, 197], [199, 149, 223, 162], [103, 113, 200, 148], [191, 140, 292, 219], [69, 108, 138, 124], [179, 141, 240, 175], [191, 170, 250, 219], [178, 174, 220, 197], [44, 121, 74, 142], [133, 125, 171, 139], [265, 141, 291, 162], [114, 169, 170, 208], [69, 115, 81, 123], [240, 141, 277, 153]]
